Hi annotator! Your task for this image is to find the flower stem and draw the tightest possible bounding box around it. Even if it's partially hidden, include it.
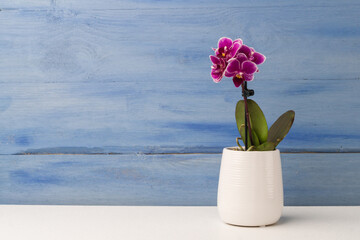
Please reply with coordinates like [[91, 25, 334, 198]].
[[242, 82, 253, 150]]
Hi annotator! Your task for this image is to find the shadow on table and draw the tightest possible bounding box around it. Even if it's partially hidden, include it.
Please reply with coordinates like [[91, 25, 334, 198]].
[[274, 215, 293, 226]]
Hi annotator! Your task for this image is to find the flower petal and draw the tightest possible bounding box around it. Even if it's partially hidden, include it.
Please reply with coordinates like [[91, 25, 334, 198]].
[[243, 73, 254, 81], [218, 37, 233, 49], [215, 48, 220, 56], [252, 52, 266, 65], [241, 60, 257, 74], [225, 59, 241, 77], [235, 53, 248, 64], [229, 42, 241, 59], [233, 76, 244, 87], [224, 71, 235, 78], [238, 44, 251, 58], [211, 69, 223, 82], [233, 38, 243, 46], [209, 55, 220, 65]]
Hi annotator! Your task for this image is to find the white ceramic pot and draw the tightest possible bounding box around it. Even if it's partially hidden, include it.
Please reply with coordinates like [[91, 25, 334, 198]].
[[217, 147, 283, 226]]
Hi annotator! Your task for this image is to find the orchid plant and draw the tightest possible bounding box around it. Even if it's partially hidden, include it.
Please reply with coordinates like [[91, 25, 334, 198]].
[[210, 37, 295, 151]]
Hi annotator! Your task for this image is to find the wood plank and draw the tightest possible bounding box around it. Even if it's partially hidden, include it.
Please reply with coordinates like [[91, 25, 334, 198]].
[[0, 4, 359, 154], [1, 1, 50, 10], [3, 0, 359, 10], [0, 79, 358, 154], [0, 153, 359, 205], [1, 4, 359, 81]]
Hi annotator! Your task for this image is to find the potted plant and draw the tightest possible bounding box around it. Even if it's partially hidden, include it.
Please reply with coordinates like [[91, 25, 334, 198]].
[[210, 37, 295, 226]]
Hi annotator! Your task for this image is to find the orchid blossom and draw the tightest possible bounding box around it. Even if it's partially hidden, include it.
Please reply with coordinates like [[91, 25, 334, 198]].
[[214, 37, 242, 61], [210, 37, 266, 87], [236, 44, 266, 65], [225, 53, 258, 87], [210, 56, 227, 82]]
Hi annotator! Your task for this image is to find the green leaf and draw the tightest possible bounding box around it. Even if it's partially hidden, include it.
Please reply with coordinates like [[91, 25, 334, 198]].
[[251, 129, 260, 147], [255, 142, 276, 151], [268, 110, 295, 147], [235, 99, 268, 144], [239, 122, 260, 147], [239, 124, 251, 148]]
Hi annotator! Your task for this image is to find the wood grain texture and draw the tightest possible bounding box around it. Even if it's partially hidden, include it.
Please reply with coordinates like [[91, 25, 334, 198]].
[[0, 1, 359, 154], [3, 0, 360, 10], [0, 153, 359, 206]]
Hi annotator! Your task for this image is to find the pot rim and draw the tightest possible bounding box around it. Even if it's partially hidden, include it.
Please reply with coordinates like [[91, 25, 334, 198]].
[[224, 146, 280, 153]]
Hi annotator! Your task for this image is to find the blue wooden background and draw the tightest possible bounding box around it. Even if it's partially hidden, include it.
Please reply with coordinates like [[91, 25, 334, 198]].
[[0, 0, 359, 205]]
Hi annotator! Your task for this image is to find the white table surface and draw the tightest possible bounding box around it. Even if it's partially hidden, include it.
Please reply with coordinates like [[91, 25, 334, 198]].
[[1, 205, 359, 240]]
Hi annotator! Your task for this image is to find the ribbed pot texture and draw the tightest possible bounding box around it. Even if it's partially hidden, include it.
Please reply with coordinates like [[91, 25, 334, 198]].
[[217, 147, 283, 226]]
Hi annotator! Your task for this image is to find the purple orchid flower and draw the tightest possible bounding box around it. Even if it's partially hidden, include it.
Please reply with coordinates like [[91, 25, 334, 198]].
[[210, 55, 227, 82], [214, 37, 242, 61], [236, 44, 266, 65], [210, 37, 266, 87], [224, 53, 258, 87]]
